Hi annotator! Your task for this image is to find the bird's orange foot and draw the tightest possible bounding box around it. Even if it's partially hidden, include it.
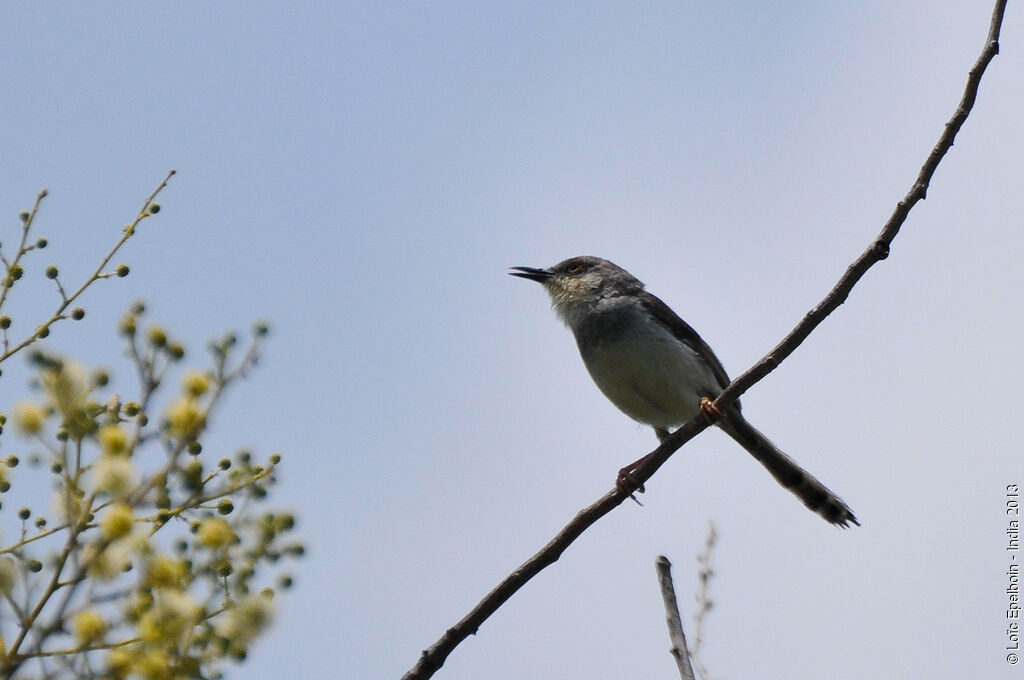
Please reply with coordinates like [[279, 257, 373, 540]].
[[699, 397, 723, 424]]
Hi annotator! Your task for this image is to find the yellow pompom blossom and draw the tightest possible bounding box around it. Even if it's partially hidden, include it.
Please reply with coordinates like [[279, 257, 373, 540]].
[[53, 488, 89, 525], [84, 541, 131, 581], [12, 401, 46, 435], [92, 455, 138, 497], [182, 370, 211, 398], [100, 503, 134, 540], [40, 361, 88, 414], [72, 610, 106, 645], [196, 517, 235, 549], [133, 650, 172, 680], [106, 648, 132, 679], [0, 558, 17, 596], [98, 424, 129, 456], [138, 590, 200, 643], [166, 397, 205, 438], [216, 594, 275, 646], [145, 554, 187, 589]]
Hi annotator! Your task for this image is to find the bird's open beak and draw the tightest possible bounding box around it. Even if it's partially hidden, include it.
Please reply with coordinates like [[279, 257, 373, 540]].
[[508, 266, 552, 283]]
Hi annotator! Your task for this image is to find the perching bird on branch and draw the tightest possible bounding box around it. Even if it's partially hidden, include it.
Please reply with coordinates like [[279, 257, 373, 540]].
[[511, 256, 857, 527]]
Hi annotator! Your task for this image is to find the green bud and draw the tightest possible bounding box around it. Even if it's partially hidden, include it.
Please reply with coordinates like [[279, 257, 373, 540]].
[[35, 237, 47, 248], [115, 264, 130, 278], [146, 326, 167, 348], [184, 460, 203, 491], [44, 265, 58, 279], [71, 307, 85, 320], [119, 316, 136, 336], [0, 316, 8, 329]]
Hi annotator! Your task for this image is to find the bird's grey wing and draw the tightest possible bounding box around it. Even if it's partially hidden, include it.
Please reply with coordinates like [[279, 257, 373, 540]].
[[639, 292, 733, 394]]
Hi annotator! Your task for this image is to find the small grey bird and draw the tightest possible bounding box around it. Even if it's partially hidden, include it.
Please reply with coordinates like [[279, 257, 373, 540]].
[[511, 256, 857, 527]]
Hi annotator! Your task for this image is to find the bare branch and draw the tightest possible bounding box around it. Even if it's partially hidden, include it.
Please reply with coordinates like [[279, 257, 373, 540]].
[[655, 556, 697, 680], [400, 3, 1008, 678]]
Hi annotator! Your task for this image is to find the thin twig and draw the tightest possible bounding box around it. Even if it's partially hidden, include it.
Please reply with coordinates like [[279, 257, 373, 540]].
[[399, 4, 1007, 678], [0, 169, 176, 365], [692, 523, 717, 680], [655, 556, 697, 680]]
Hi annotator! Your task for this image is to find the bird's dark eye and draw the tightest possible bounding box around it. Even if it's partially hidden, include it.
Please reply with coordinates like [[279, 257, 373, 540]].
[[568, 264, 584, 274]]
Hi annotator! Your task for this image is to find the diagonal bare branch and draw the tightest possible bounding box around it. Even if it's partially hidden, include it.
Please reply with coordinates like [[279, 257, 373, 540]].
[[400, 3, 1008, 678]]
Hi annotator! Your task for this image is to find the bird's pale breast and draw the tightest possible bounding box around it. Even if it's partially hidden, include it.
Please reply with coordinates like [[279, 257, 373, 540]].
[[578, 314, 721, 429]]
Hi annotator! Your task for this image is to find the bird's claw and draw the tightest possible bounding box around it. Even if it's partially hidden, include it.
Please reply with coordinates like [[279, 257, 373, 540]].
[[616, 466, 645, 499]]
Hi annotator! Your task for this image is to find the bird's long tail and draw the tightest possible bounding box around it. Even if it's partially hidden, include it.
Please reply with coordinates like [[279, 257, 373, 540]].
[[719, 412, 858, 527]]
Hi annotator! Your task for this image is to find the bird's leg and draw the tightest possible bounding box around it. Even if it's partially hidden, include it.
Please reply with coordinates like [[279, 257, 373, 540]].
[[615, 427, 672, 498], [616, 454, 649, 498], [699, 396, 723, 424]]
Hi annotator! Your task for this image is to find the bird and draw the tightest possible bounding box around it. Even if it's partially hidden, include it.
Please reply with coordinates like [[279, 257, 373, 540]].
[[510, 255, 857, 527]]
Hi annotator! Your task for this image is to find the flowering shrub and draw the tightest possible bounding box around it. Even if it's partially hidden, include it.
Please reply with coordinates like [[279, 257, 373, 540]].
[[0, 176, 301, 679]]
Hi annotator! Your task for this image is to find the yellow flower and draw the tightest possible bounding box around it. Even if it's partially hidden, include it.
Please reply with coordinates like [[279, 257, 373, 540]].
[[100, 503, 134, 540], [107, 648, 132, 679], [92, 456, 138, 497], [166, 397, 204, 438], [84, 541, 131, 581], [72, 610, 106, 645], [98, 424, 128, 456], [196, 517, 235, 549], [138, 590, 200, 642], [13, 402, 46, 435], [0, 558, 17, 595], [41, 362, 88, 414], [182, 370, 211, 398], [216, 593, 275, 645], [146, 554, 187, 589], [132, 650, 171, 680]]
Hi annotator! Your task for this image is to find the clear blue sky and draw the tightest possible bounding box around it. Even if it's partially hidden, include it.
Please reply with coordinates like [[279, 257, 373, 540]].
[[1, 2, 1022, 678]]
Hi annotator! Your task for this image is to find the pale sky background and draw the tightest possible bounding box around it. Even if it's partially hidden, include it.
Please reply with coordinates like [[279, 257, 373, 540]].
[[1, 2, 1022, 679]]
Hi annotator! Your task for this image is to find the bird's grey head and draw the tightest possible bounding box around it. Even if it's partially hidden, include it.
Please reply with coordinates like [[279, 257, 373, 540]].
[[510, 256, 644, 328]]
